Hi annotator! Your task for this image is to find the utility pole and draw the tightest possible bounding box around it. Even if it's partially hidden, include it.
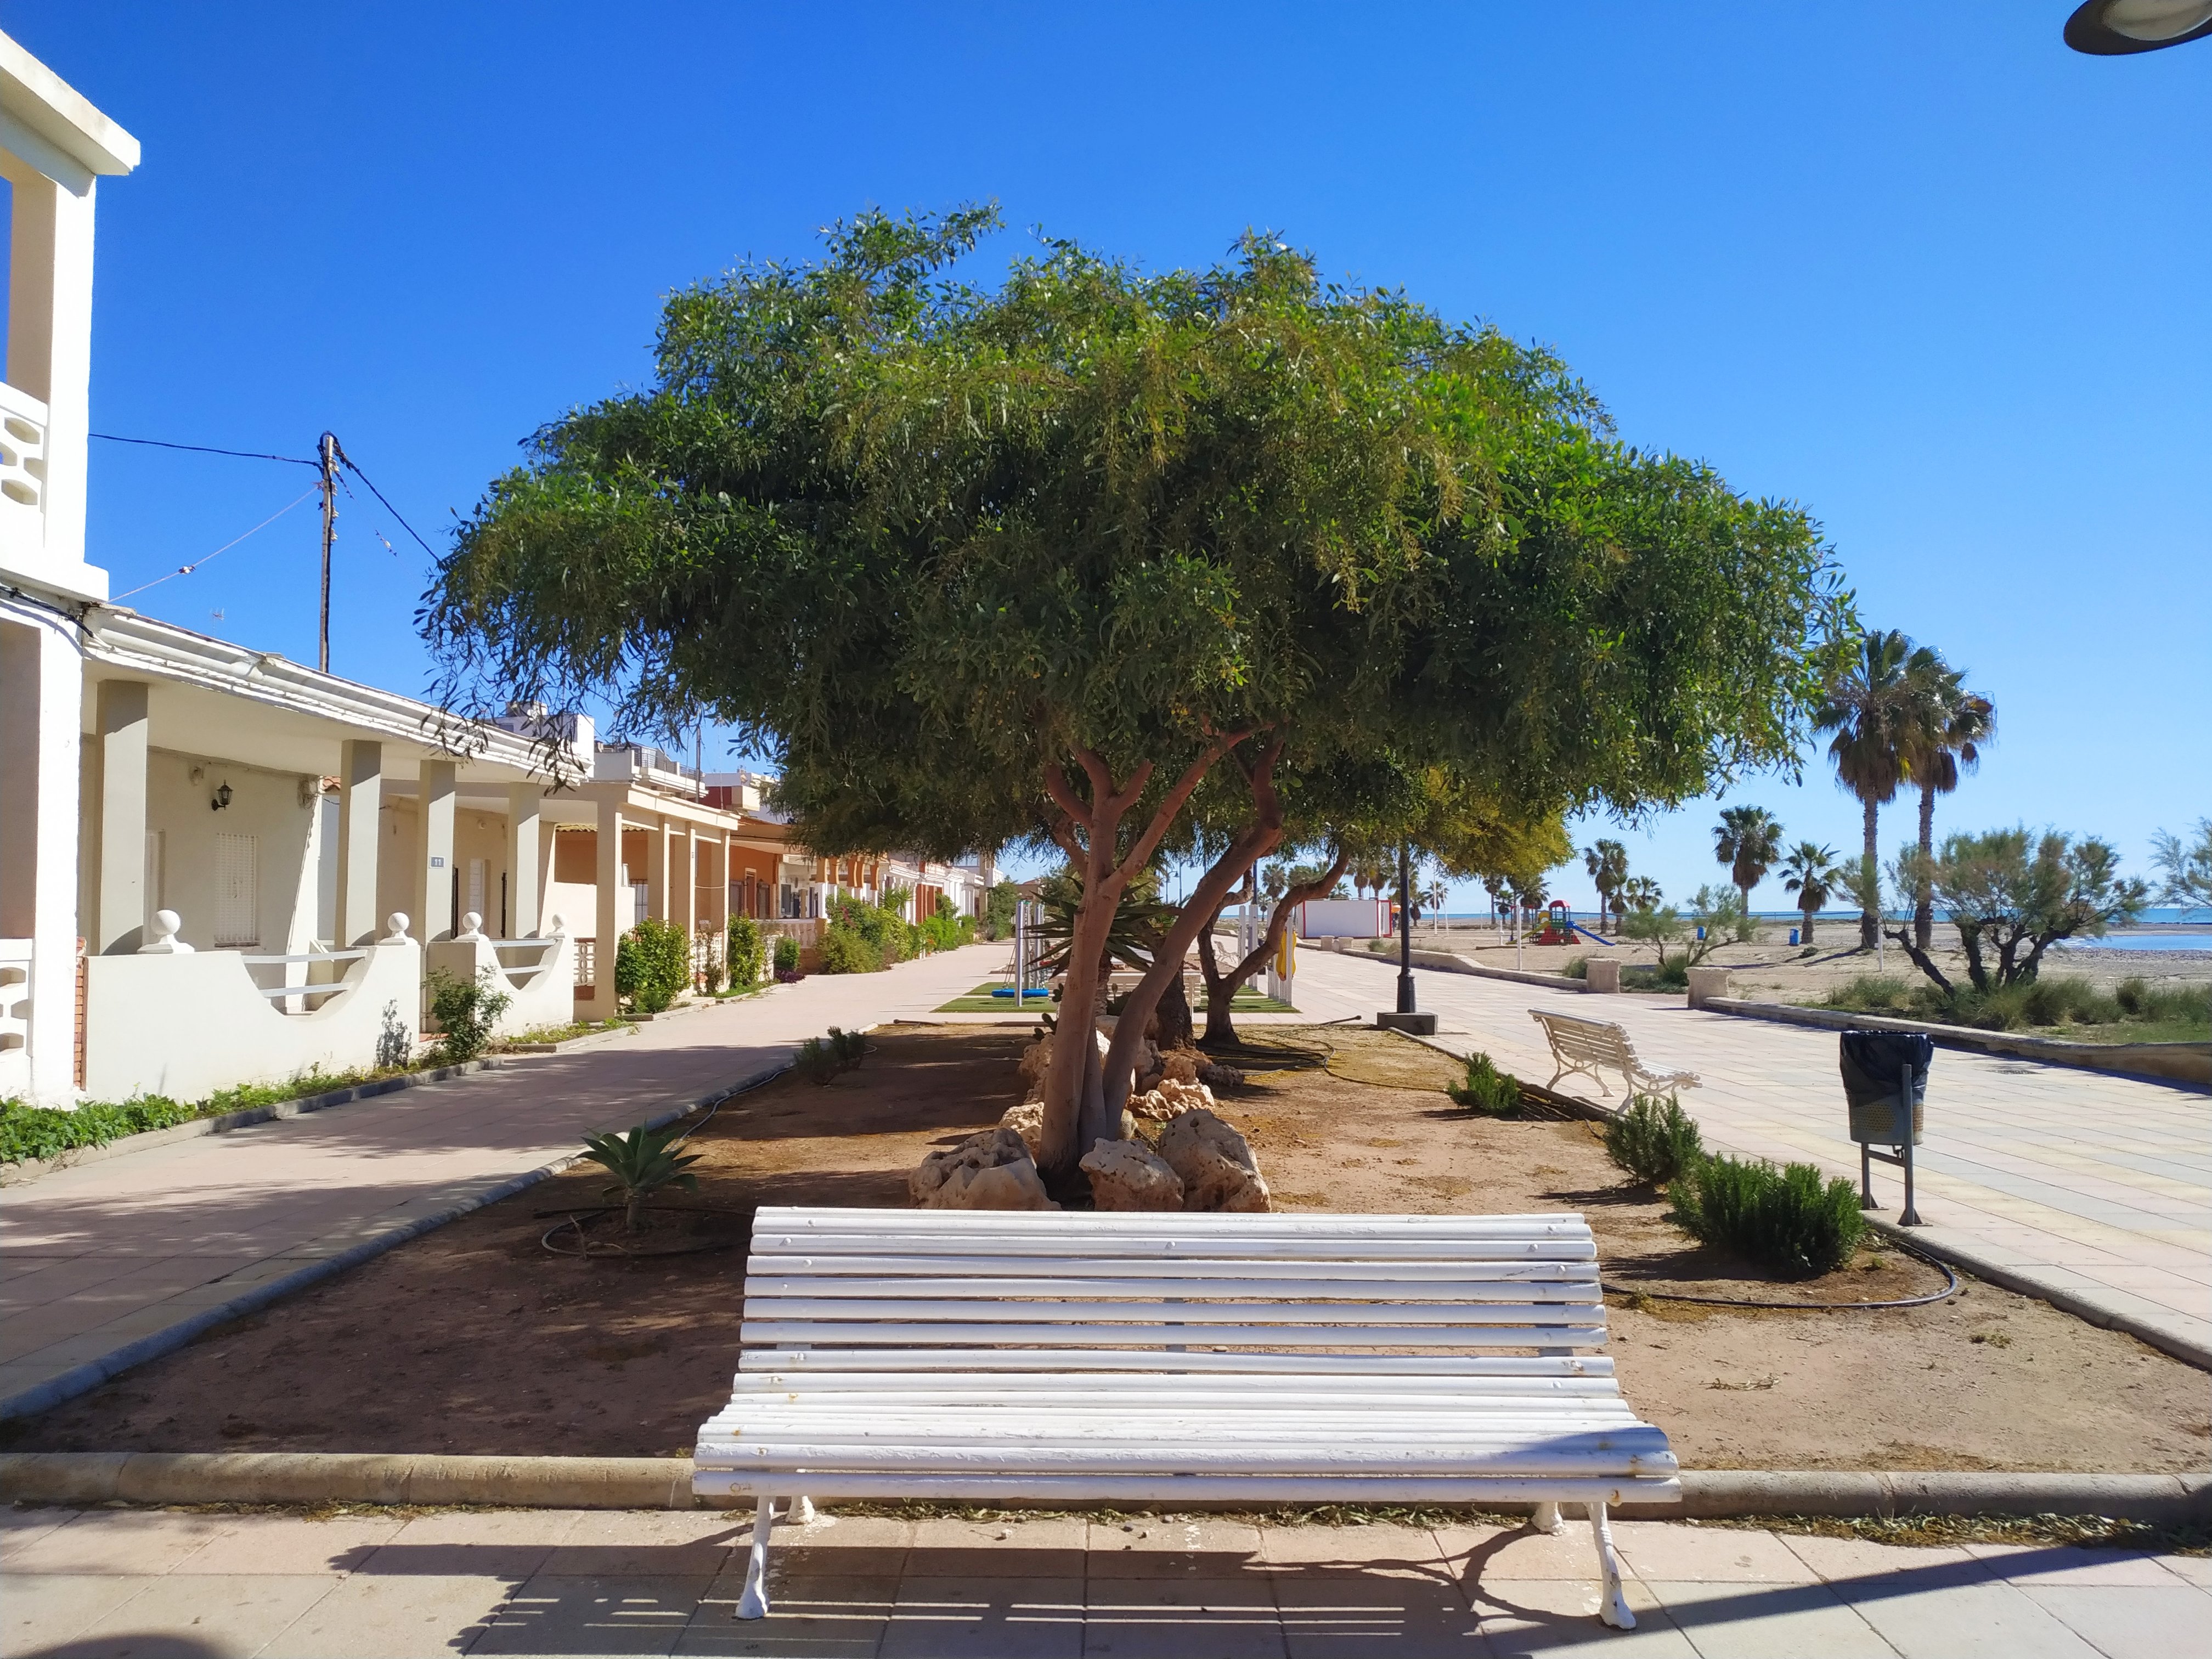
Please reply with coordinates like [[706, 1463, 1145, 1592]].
[[317, 431, 338, 673]]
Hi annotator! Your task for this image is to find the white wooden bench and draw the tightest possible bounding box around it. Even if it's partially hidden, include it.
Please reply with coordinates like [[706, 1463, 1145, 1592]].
[[1530, 1009, 1701, 1106], [693, 1205, 1678, 1629]]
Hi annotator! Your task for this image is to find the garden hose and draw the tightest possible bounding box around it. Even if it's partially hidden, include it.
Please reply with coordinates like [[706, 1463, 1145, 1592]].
[[1601, 1237, 1959, 1311]]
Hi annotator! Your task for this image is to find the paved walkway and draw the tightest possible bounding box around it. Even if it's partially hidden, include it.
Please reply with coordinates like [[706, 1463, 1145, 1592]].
[[0, 945, 1007, 1421], [4, 1504, 2204, 1657], [1286, 951, 2212, 1363]]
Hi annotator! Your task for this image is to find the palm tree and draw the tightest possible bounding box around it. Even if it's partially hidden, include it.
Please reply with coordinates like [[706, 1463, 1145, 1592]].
[[1712, 806, 1785, 923], [1814, 629, 1922, 949], [1620, 876, 1662, 915], [1901, 657, 1994, 950], [1583, 840, 1629, 935], [1779, 841, 1841, 943]]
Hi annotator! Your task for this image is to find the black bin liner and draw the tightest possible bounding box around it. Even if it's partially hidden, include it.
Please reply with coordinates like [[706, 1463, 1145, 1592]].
[[1840, 1029, 1932, 1146]]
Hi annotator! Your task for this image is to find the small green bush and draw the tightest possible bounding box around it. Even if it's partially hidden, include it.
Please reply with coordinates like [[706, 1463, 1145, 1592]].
[[828, 1026, 868, 1068], [725, 917, 766, 989], [426, 966, 513, 1063], [795, 1036, 840, 1084], [2114, 977, 2211, 1025], [1, 1095, 195, 1164], [1447, 1051, 1521, 1116], [817, 924, 882, 974], [578, 1120, 701, 1231], [772, 935, 803, 978], [1822, 974, 1917, 1014], [1561, 956, 1588, 980], [1605, 1093, 1705, 1184], [614, 917, 691, 1012], [1667, 1154, 1866, 1276]]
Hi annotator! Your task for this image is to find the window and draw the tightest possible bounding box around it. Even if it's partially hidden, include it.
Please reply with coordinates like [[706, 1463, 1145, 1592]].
[[213, 833, 259, 947]]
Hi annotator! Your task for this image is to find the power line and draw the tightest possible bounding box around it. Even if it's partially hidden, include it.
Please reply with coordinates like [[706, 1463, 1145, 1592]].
[[110, 482, 324, 601], [91, 432, 318, 468], [333, 443, 439, 557]]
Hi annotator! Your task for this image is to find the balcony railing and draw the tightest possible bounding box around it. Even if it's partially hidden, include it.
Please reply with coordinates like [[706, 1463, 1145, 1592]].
[[0, 381, 49, 557]]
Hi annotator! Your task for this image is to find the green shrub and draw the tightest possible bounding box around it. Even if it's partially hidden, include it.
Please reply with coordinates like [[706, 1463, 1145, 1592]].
[[1447, 1052, 1521, 1116], [919, 912, 969, 953], [2114, 977, 2212, 1025], [1, 1095, 195, 1164], [1605, 1094, 1705, 1184], [773, 935, 803, 978], [1561, 956, 1588, 980], [578, 1120, 701, 1231], [1821, 975, 1917, 1014], [828, 896, 909, 966], [725, 917, 765, 989], [828, 1026, 868, 1068], [818, 924, 882, 974], [614, 917, 691, 1012], [795, 1036, 840, 1084], [426, 966, 513, 1063], [1667, 1154, 1866, 1276]]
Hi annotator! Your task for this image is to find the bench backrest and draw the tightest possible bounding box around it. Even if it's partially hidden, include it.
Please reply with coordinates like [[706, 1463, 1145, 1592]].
[[1532, 1011, 1638, 1064], [740, 1206, 1612, 1379]]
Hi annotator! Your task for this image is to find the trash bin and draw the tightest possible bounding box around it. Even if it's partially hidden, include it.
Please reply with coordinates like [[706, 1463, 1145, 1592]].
[[1788, 927, 1800, 946], [1840, 1029, 1933, 1225]]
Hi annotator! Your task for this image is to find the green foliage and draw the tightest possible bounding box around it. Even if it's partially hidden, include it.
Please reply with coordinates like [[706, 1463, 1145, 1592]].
[[795, 1026, 868, 1085], [1821, 974, 1917, 1014], [1713, 805, 1784, 924], [1667, 1154, 1866, 1276], [1, 1095, 195, 1164], [817, 924, 883, 974], [772, 934, 803, 978], [1780, 840, 1842, 940], [1827, 971, 2209, 1036], [1604, 1094, 1705, 1184], [614, 917, 691, 1012], [578, 1120, 702, 1231], [1622, 901, 1719, 972], [1583, 839, 1630, 930], [425, 966, 514, 1063], [1561, 956, 1588, 980], [982, 879, 1020, 940], [918, 911, 970, 953], [1447, 1051, 1522, 1116], [724, 916, 765, 989], [1896, 827, 2148, 993], [2150, 820, 2212, 912]]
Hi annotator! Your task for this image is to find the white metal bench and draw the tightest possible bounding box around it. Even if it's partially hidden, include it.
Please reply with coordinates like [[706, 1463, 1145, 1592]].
[[1530, 1009, 1701, 1106], [694, 1204, 1678, 1629]]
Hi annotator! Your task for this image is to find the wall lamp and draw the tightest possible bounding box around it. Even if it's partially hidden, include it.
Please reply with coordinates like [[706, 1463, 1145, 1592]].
[[211, 782, 233, 811]]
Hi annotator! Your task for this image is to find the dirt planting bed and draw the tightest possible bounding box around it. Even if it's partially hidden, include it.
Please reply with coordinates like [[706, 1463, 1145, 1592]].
[[9, 1024, 2204, 1472]]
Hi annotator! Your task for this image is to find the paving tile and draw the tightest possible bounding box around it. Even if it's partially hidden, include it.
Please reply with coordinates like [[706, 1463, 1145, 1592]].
[[1610, 1522, 1816, 1584], [1471, 1577, 1693, 1655], [772, 1513, 914, 1577], [1081, 1577, 1286, 1658], [1826, 1577, 2105, 1657], [72, 1572, 344, 1658], [1085, 1517, 1265, 1579], [881, 1575, 1084, 1657], [1636, 1579, 1892, 1657], [0, 1506, 79, 1562], [541, 1508, 749, 1577], [904, 1514, 1086, 1577], [360, 1505, 587, 1577], [1436, 1520, 1630, 1585], [3, 1510, 232, 1576], [678, 1571, 895, 1656], [1776, 1531, 1990, 1589], [472, 1572, 715, 1655], [2154, 1553, 2212, 1587], [0, 1574, 157, 1657], [171, 1513, 402, 1576], [1272, 1575, 1485, 1658], [255, 1570, 516, 1658], [1961, 1542, 2198, 1585], [2019, 1584, 2212, 1653], [1257, 1522, 1450, 1581]]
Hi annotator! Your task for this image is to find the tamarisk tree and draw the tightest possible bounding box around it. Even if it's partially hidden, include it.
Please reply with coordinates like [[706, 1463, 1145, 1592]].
[[424, 205, 1849, 1177]]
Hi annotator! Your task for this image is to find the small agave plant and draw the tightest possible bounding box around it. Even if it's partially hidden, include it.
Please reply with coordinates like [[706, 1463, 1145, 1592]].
[[579, 1121, 702, 1232]]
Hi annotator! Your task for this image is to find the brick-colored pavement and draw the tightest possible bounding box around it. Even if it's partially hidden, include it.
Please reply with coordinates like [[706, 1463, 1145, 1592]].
[[1286, 950, 2212, 1363], [4, 1504, 2205, 1657], [0, 945, 1007, 1420]]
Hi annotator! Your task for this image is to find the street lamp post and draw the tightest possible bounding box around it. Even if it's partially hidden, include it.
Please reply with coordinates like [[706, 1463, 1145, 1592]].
[[1377, 841, 1437, 1035]]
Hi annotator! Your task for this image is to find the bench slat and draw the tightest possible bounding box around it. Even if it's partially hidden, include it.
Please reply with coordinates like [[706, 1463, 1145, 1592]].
[[737, 1348, 1615, 1375], [754, 1237, 1600, 1262], [739, 1320, 1610, 1348], [690, 1472, 1679, 1504], [696, 1441, 1674, 1477], [743, 1276, 1600, 1304], [748, 1254, 1599, 1281]]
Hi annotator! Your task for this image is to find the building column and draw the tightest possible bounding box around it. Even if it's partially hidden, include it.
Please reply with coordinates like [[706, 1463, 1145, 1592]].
[[412, 759, 456, 941], [590, 795, 623, 1018], [669, 824, 695, 936], [3, 155, 101, 588], [0, 612, 84, 1104], [92, 680, 149, 954], [334, 739, 382, 947], [506, 785, 542, 938], [643, 817, 669, 923]]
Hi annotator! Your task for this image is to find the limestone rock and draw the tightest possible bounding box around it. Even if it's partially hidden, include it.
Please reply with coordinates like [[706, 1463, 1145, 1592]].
[[1000, 1099, 1045, 1161], [910, 1127, 1057, 1210], [1197, 1060, 1245, 1091], [1081, 1137, 1185, 1211], [1156, 1107, 1270, 1212], [1159, 1048, 1203, 1085]]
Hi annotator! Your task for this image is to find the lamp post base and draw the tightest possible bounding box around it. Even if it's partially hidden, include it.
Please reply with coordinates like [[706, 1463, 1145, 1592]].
[[1376, 1011, 1438, 1035]]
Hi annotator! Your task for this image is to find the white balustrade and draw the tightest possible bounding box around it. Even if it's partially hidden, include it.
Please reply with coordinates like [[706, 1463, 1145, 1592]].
[[0, 938, 32, 1076], [0, 381, 48, 557]]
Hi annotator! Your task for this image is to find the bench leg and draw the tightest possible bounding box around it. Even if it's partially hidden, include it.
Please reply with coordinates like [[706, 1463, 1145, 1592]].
[[793, 1494, 815, 1525], [735, 1497, 774, 1620], [1530, 1502, 1565, 1536], [1587, 1500, 1633, 1630]]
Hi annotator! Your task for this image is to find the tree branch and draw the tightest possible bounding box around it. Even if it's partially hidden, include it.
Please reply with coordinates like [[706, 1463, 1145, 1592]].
[[1884, 923, 1955, 999]]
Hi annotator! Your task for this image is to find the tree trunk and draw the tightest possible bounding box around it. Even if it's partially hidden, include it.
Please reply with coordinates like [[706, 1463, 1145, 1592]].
[[1859, 795, 1881, 949], [1202, 848, 1348, 1048], [1153, 969, 1194, 1052], [1914, 784, 1936, 952], [1801, 905, 1815, 944]]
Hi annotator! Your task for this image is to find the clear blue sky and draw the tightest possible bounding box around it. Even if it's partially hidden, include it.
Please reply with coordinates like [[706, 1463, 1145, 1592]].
[[13, 4, 2206, 912]]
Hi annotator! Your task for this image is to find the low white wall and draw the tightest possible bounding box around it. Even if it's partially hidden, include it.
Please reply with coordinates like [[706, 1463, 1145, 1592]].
[[83, 940, 421, 1104], [424, 930, 575, 1040], [1297, 898, 1391, 938]]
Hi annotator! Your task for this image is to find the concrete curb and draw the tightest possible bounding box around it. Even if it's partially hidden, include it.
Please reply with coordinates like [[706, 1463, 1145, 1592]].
[[0, 1060, 792, 1425], [1326, 941, 1588, 994], [2, 1454, 2204, 1522], [1704, 996, 2211, 1091], [0, 1058, 522, 1189]]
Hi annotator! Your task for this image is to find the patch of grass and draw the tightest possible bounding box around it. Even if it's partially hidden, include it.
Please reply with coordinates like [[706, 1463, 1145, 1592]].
[[500, 1019, 629, 1046], [936, 981, 1055, 1013], [1818, 973, 2209, 1042]]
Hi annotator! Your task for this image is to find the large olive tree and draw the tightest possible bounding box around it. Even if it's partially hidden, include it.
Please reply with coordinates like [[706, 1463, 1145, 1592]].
[[425, 206, 1848, 1176]]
